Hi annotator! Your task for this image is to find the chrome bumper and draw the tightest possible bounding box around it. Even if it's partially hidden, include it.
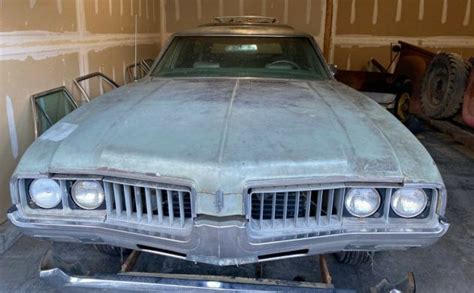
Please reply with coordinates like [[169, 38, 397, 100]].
[[8, 206, 449, 266], [39, 248, 345, 292], [41, 268, 342, 292]]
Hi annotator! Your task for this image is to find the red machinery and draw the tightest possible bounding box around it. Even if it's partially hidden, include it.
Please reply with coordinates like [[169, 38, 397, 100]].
[[336, 41, 474, 130]]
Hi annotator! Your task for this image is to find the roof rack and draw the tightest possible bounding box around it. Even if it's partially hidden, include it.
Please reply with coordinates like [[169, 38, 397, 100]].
[[214, 16, 279, 24]]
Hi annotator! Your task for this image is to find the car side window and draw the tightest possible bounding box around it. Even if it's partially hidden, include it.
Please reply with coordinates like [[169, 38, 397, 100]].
[[31, 87, 78, 138]]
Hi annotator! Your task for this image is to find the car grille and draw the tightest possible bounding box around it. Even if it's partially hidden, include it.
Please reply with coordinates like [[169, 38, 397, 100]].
[[104, 178, 193, 228], [248, 187, 345, 230], [248, 185, 438, 232]]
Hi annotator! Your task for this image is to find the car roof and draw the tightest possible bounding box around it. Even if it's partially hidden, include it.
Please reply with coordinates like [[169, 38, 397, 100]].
[[175, 16, 308, 37]]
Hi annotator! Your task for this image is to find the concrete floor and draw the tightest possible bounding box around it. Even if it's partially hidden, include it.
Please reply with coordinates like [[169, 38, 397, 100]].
[[0, 127, 473, 292]]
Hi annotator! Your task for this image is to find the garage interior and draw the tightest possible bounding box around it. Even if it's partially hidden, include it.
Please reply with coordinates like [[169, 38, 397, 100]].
[[0, 0, 473, 292]]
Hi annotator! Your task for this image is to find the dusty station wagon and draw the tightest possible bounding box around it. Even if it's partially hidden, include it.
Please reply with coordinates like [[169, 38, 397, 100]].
[[8, 16, 449, 266]]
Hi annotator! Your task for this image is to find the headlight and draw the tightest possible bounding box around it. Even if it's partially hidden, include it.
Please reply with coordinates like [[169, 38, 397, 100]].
[[72, 180, 105, 209], [345, 188, 381, 217], [29, 179, 62, 208], [391, 188, 427, 218]]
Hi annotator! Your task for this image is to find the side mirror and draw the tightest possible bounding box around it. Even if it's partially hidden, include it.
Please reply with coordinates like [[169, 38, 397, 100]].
[[328, 64, 338, 76]]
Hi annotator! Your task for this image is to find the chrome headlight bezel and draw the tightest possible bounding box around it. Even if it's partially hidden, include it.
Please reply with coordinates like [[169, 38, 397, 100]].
[[28, 178, 62, 209], [71, 180, 105, 210], [391, 188, 428, 218], [344, 188, 381, 218]]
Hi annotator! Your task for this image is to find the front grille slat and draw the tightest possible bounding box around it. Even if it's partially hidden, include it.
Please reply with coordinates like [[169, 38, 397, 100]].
[[167, 190, 174, 226], [294, 191, 300, 226], [271, 192, 276, 228], [113, 183, 122, 216], [178, 191, 185, 228], [316, 190, 323, 225], [104, 182, 113, 215], [134, 186, 142, 222], [145, 188, 153, 223], [124, 185, 132, 220], [305, 191, 311, 225], [336, 188, 345, 221], [105, 179, 192, 229], [283, 192, 288, 227], [327, 189, 334, 224], [157, 189, 164, 224]]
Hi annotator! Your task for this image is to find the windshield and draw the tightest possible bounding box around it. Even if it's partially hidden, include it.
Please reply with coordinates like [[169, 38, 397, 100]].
[[151, 36, 329, 80]]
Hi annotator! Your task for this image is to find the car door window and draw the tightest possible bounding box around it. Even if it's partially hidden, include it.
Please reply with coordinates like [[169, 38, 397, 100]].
[[32, 87, 77, 137]]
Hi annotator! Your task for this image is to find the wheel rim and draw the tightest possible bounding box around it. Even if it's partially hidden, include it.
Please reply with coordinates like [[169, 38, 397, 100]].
[[397, 92, 411, 122]]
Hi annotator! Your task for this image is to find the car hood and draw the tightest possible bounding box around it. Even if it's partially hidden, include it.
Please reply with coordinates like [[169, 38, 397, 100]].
[[18, 78, 442, 209]]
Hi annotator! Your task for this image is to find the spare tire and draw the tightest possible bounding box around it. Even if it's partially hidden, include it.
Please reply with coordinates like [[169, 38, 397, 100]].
[[421, 53, 471, 118]]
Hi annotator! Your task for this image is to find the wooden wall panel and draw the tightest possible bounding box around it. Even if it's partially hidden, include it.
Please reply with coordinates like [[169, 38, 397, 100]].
[[201, 0, 221, 22], [165, 0, 200, 33], [287, 0, 324, 37], [336, 0, 474, 37], [0, 0, 77, 32], [222, 0, 241, 16], [333, 44, 391, 70], [243, 0, 263, 16], [85, 0, 160, 34], [162, 0, 325, 48], [266, 0, 287, 23], [88, 43, 159, 87]]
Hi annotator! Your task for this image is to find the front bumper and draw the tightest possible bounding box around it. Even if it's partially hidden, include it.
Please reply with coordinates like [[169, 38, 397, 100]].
[[8, 206, 449, 266], [41, 268, 341, 292], [39, 247, 350, 292]]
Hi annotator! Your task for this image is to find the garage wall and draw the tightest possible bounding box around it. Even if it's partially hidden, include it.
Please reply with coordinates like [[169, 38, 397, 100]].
[[160, 0, 326, 51], [0, 0, 161, 223], [159, 0, 474, 70], [332, 0, 474, 70]]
